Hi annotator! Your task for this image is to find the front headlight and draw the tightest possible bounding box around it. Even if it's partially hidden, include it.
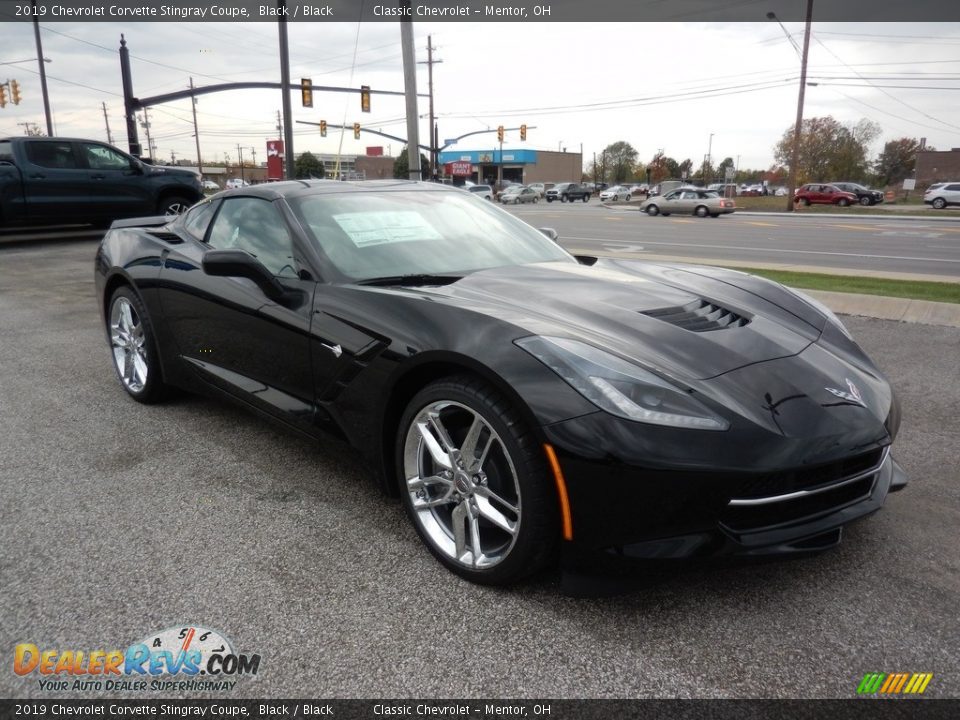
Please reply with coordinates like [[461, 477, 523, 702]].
[[516, 336, 729, 431]]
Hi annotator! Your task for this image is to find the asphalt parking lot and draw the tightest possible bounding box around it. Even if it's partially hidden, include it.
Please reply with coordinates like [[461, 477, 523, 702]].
[[1, 239, 958, 699]]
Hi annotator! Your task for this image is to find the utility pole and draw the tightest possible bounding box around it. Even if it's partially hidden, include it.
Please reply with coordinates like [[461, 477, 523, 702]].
[[31, 0, 52, 136], [170, 149, 176, 164], [418, 35, 442, 179], [18, 122, 40, 136], [139, 108, 155, 162], [102, 102, 114, 144], [399, 1, 421, 181], [782, 0, 813, 212], [190, 77, 203, 177], [237, 144, 245, 183]]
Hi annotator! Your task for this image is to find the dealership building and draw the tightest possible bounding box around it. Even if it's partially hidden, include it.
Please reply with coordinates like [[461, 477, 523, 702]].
[[437, 148, 583, 185]]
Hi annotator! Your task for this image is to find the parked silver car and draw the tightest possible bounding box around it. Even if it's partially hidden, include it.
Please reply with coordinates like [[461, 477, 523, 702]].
[[640, 187, 736, 217], [924, 182, 960, 209], [466, 184, 493, 201]]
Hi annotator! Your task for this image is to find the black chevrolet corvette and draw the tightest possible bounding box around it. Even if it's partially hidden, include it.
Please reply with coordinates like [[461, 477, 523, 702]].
[[95, 180, 906, 585]]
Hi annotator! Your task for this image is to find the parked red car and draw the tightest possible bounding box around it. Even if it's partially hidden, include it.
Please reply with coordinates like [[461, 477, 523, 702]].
[[794, 183, 858, 207]]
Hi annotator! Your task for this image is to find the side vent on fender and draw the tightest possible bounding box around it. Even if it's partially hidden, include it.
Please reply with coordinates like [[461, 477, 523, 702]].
[[640, 299, 750, 332]]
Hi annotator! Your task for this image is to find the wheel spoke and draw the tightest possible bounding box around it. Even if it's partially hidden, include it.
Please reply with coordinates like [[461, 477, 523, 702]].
[[452, 502, 468, 561], [459, 415, 486, 469], [416, 420, 453, 470], [120, 302, 134, 334], [467, 508, 483, 566], [475, 434, 495, 473], [474, 493, 518, 535], [406, 473, 452, 492], [132, 353, 148, 387]]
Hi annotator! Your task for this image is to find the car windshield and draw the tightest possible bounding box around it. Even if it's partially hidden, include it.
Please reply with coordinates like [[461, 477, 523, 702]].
[[289, 189, 574, 282]]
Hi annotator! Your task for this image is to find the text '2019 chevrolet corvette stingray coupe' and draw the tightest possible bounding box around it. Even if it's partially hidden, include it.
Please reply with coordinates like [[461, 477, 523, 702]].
[[95, 180, 906, 585]]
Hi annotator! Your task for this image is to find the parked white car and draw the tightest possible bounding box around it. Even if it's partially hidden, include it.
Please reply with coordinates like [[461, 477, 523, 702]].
[[466, 184, 493, 201], [225, 178, 250, 190], [924, 182, 960, 209]]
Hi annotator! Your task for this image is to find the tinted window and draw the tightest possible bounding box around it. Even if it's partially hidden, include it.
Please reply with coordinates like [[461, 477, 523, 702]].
[[82, 143, 131, 171], [207, 197, 298, 278], [0, 141, 12, 164], [182, 200, 218, 241], [945, 184, 960, 192], [290, 190, 572, 282], [25, 141, 78, 169]]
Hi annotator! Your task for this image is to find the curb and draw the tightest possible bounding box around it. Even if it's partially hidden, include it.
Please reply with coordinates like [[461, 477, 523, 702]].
[[805, 290, 960, 328]]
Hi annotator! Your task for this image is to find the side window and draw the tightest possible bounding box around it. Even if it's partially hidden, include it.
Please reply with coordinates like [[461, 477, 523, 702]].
[[207, 197, 298, 278], [25, 141, 79, 169], [82, 143, 132, 171], [945, 184, 960, 192], [0, 140, 13, 164], [182, 200, 218, 241]]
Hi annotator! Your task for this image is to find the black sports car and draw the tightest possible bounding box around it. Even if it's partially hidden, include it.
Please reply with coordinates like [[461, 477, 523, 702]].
[[95, 180, 906, 585]]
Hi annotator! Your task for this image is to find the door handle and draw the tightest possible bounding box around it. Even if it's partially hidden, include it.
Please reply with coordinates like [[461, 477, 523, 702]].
[[90, 173, 106, 180]]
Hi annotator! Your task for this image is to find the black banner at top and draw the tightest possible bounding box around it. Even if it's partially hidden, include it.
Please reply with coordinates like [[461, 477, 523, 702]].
[[1, 0, 959, 22]]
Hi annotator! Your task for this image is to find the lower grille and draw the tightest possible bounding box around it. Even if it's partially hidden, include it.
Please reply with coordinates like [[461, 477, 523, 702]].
[[720, 447, 888, 533]]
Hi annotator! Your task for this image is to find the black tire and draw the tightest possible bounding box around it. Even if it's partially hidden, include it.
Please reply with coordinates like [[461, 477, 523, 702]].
[[582, 194, 590, 203], [612, 194, 619, 201], [799, 197, 810, 207], [158, 195, 193, 216], [561, 195, 568, 203], [859, 196, 872, 206], [396, 375, 558, 585], [546, 197, 554, 203], [837, 198, 850, 207], [695, 205, 709, 218], [646, 204, 660, 216], [625, 194, 631, 202], [932, 198, 947, 210], [106, 286, 167, 404]]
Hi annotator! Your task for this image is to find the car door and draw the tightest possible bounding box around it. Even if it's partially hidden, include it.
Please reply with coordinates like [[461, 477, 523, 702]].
[[20, 139, 92, 224], [78, 141, 154, 222], [157, 195, 319, 429], [944, 184, 960, 204]]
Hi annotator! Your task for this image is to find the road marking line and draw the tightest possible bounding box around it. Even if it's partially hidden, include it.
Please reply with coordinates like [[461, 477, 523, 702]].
[[560, 236, 960, 264], [827, 224, 879, 231], [604, 217, 624, 221], [741, 221, 779, 227]]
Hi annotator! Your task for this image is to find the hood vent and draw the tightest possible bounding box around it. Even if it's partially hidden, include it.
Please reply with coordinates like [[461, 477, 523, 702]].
[[641, 299, 749, 332]]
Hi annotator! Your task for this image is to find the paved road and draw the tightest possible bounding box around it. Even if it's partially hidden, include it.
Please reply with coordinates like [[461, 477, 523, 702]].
[[506, 202, 960, 279], [1, 240, 958, 699]]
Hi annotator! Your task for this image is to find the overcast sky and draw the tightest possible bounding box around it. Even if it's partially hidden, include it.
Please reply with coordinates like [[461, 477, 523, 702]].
[[1, 20, 958, 171]]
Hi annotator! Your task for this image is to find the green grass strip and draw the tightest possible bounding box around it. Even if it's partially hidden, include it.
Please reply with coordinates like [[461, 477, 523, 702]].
[[735, 267, 960, 304]]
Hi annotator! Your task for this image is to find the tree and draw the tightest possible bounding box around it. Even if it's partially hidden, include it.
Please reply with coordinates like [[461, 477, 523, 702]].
[[874, 137, 925, 186], [773, 115, 880, 183], [393, 146, 429, 179], [601, 141, 639, 183], [718, 157, 735, 179], [294, 151, 325, 179]]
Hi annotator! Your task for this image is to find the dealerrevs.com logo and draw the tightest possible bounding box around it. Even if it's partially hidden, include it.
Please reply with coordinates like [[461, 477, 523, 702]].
[[14, 626, 261, 692]]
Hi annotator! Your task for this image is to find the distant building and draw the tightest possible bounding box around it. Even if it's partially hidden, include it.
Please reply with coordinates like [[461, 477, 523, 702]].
[[916, 149, 960, 186], [437, 148, 583, 186]]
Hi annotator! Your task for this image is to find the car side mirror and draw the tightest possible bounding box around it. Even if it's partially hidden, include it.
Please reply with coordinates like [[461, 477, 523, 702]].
[[127, 159, 144, 175], [538, 227, 558, 242], [202, 249, 287, 303]]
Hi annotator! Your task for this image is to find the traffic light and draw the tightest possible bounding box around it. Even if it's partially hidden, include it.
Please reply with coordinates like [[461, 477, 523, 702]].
[[301, 77, 313, 108], [520, 124, 527, 141], [0, 85, 6, 109], [319, 120, 327, 137], [497, 125, 504, 142], [360, 85, 370, 113], [10, 80, 21, 106], [353, 122, 360, 140]]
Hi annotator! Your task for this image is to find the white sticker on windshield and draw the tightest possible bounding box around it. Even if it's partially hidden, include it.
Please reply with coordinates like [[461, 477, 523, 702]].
[[332, 211, 442, 247]]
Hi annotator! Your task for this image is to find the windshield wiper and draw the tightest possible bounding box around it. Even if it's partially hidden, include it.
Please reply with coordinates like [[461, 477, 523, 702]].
[[356, 273, 463, 287]]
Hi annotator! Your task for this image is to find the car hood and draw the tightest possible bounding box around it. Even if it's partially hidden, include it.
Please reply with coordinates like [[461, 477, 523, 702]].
[[406, 259, 828, 382]]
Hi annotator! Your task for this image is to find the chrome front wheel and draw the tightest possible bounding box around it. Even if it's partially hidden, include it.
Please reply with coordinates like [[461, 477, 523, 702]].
[[107, 287, 166, 403], [397, 377, 557, 584]]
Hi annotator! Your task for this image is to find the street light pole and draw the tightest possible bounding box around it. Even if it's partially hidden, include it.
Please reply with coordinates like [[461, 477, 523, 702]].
[[706, 132, 714, 184], [277, 0, 294, 179]]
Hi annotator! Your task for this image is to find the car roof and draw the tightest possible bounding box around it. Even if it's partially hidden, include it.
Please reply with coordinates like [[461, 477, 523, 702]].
[[214, 179, 444, 202]]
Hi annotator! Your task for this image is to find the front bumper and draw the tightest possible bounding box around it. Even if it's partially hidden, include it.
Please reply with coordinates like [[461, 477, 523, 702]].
[[542, 412, 906, 574]]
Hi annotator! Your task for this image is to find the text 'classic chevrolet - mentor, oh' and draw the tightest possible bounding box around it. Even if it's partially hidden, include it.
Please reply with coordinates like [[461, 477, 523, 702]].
[[95, 180, 907, 585]]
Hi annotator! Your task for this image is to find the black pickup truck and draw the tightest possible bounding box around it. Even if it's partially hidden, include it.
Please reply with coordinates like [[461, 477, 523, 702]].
[[0, 136, 203, 228], [545, 182, 591, 203]]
